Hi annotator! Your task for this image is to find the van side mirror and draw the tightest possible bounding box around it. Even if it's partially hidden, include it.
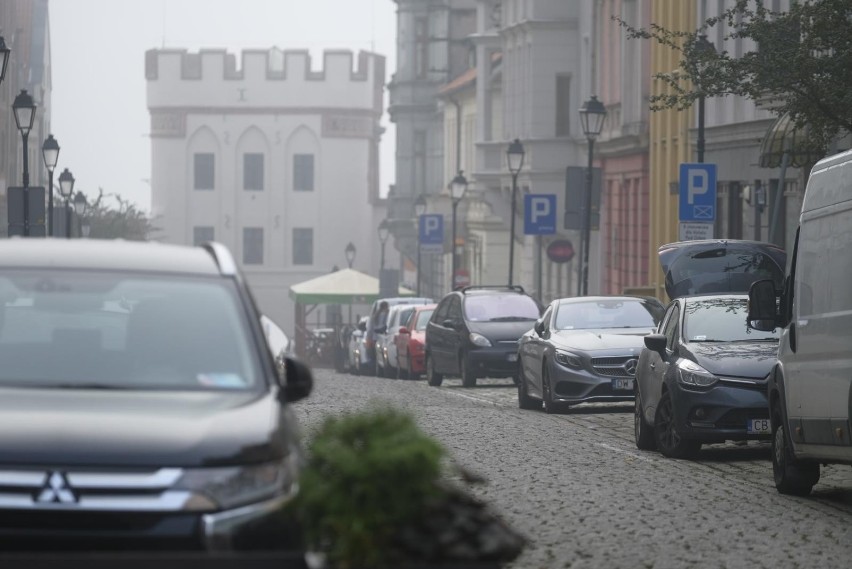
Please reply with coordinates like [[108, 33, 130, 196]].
[[747, 279, 779, 331], [279, 356, 313, 403], [644, 334, 668, 356]]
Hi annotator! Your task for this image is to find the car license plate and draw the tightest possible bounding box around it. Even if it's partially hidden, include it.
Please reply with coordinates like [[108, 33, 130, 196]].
[[507, 353, 518, 362], [612, 379, 633, 391], [747, 418, 771, 434]]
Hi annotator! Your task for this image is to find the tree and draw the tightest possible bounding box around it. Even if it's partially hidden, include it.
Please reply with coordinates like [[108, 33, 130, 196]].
[[79, 188, 154, 240], [617, 0, 852, 155]]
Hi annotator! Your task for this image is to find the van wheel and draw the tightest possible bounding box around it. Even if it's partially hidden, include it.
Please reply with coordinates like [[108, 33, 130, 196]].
[[426, 355, 443, 387], [772, 408, 820, 496], [634, 388, 656, 451], [654, 391, 699, 459]]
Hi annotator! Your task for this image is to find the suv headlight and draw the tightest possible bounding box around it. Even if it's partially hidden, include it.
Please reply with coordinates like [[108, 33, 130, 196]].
[[469, 332, 492, 347], [176, 454, 299, 510], [554, 350, 582, 368], [676, 359, 718, 388]]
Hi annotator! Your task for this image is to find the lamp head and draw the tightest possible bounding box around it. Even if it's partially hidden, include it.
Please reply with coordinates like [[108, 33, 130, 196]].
[[58, 168, 75, 198], [578, 95, 607, 139], [450, 171, 468, 202], [506, 139, 525, 174], [414, 194, 427, 217], [42, 134, 60, 171], [12, 90, 36, 137], [377, 220, 390, 244]]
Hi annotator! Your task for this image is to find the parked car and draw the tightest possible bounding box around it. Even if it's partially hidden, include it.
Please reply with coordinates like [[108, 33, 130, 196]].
[[517, 296, 665, 413], [425, 286, 541, 388], [749, 149, 852, 495], [363, 296, 433, 375], [0, 239, 313, 551], [375, 304, 418, 377], [395, 304, 437, 379], [635, 239, 786, 459], [347, 316, 370, 375]]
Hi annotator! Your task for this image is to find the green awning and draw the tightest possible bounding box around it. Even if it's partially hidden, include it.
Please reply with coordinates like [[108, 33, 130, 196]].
[[288, 268, 415, 305]]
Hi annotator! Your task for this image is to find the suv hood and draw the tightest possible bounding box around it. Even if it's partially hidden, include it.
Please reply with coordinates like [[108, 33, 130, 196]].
[[658, 240, 786, 299], [0, 388, 291, 467], [551, 329, 653, 352], [684, 341, 779, 379]]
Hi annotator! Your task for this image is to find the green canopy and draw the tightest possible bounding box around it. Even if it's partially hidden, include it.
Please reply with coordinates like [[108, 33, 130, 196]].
[[288, 268, 415, 305]]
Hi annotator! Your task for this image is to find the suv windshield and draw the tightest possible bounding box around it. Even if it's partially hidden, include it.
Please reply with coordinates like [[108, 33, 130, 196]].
[[0, 270, 260, 390], [554, 299, 662, 330], [464, 294, 540, 322], [683, 297, 779, 342]]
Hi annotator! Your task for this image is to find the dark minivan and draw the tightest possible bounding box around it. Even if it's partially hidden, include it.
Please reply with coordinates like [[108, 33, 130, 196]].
[[425, 286, 541, 388]]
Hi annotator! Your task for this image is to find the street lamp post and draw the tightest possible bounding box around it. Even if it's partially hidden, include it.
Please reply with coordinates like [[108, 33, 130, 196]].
[[377, 219, 390, 272], [694, 34, 716, 164], [449, 171, 468, 288], [73, 192, 87, 238], [0, 36, 10, 86], [414, 194, 427, 296], [58, 168, 75, 239], [578, 95, 607, 297], [41, 135, 60, 237], [12, 90, 37, 236], [345, 241, 356, 269], [506, 139, 525, 286]]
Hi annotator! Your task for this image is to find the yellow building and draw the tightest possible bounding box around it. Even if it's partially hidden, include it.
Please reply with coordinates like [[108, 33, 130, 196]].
[[647, 0, 696, 300]]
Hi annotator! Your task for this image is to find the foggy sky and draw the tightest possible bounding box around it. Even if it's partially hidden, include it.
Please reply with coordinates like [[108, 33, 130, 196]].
[[50, 0, 396, 212]]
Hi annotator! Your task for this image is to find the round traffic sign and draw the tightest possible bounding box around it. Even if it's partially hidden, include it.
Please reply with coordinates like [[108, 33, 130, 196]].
[[547, 239, 575, 263]]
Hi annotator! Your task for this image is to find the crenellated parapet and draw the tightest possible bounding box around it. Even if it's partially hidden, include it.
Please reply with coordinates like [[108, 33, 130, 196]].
[[146, 48, 386, 113]]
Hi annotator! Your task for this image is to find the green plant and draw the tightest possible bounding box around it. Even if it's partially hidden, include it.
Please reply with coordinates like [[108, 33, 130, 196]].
[[295, 406, 447, 568]]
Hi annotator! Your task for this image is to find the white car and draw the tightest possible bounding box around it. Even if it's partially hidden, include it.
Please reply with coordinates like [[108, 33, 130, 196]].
[[347, 317, 370, 375]]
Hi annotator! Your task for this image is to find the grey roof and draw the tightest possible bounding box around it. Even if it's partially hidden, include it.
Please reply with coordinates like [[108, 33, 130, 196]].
[[0, 239, 222, 276]]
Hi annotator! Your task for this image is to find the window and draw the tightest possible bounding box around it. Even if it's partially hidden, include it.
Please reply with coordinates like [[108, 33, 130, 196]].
[[292, 228, 313, 265], [415, 17, 429, 79], [243, 227, 264, 265], [194, 153, 214, 190], [193, 226, 214, 246], [243, 153, 264, 191], [293, 154, 315, 192], [555, 74, 571, 137]]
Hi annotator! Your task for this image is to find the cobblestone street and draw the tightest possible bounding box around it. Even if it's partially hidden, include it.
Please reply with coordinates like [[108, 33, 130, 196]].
[[295, 368, 852, 569]]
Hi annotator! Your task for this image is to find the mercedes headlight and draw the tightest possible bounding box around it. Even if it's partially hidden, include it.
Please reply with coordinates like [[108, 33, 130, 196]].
[[469, 332, 492, 347], [176, 454, 299, 510], [554, 350, 582, 369], [676, 359, 718, 388]]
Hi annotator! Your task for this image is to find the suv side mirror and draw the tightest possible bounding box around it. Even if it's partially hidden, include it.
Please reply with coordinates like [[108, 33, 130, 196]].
[[747, 279, 779, 331], [644, 334, 668, 357], [279, 356, 313, 403]]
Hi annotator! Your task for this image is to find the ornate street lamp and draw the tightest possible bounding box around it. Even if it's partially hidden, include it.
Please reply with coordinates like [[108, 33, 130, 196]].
[[345, 241, 356, 269], [58, 168, 75, 239], [42, 134, 60, 237], [73, 192, 88, 238], [506, 139, 525, 286], [0, 36, 10, 86], [414, 194, 427, 296], [577, 95, 607, 296], [12, 90, 37, 236], [377, 219, 390, 272], [449, 171, 468, 286]]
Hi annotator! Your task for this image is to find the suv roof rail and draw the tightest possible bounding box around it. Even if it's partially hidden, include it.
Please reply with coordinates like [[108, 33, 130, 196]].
[[458, 285, 526, 294], [201, 242, 238, 276]]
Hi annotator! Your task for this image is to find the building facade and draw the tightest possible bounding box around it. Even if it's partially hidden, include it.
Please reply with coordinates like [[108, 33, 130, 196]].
[[145, 48, 389, 334]]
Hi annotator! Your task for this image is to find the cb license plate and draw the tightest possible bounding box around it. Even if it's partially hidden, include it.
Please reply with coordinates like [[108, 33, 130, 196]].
[[612, 378, 633, 391], [747, 418, 771, 434]]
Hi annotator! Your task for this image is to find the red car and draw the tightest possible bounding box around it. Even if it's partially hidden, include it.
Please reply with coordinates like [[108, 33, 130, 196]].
[[395, 304, 436, 379]]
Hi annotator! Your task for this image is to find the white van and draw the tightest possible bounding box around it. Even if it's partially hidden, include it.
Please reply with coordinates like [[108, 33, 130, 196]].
[[749, 149, 852, 496]]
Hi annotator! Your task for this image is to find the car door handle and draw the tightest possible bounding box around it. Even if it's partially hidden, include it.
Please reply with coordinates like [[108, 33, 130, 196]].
[[649, 363, 655, 370]]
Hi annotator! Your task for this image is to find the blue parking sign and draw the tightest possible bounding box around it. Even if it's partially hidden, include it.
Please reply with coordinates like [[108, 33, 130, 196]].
[[679, 163, 717, 222], [419, 214, 444, 254], [524, 194, 557, 235]]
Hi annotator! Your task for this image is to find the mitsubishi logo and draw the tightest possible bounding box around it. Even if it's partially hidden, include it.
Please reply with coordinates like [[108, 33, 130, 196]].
[[623, 359, 639, 377], [36, 472, 77, 504]]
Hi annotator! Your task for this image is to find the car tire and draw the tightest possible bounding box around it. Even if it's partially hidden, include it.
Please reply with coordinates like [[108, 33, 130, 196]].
[[517, 365, 539, 410], [654, 390, 700, 459], [426, 354, 443, 387], [634, 388, 656, 451], [541, 366, 565, 414], [772, 406, 820, 496], [460, 355, 478, 388]]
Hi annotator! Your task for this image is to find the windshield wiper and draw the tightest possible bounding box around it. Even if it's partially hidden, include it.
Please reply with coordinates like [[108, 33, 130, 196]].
[[689, 339, 726, 343], [488, 316, 536, 322], [47, 383, 131, 390], [730, 338, 779, 342]]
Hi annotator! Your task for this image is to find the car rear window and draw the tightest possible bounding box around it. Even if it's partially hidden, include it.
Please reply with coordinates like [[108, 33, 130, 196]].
[[666, 247, 784, 298], [0, 270, 261, 391], [463, 294, 540, 322]]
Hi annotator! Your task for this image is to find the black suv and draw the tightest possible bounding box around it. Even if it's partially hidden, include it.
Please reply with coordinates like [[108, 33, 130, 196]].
[[0, 239, 313, 551], [425, 286, 541, 388]]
